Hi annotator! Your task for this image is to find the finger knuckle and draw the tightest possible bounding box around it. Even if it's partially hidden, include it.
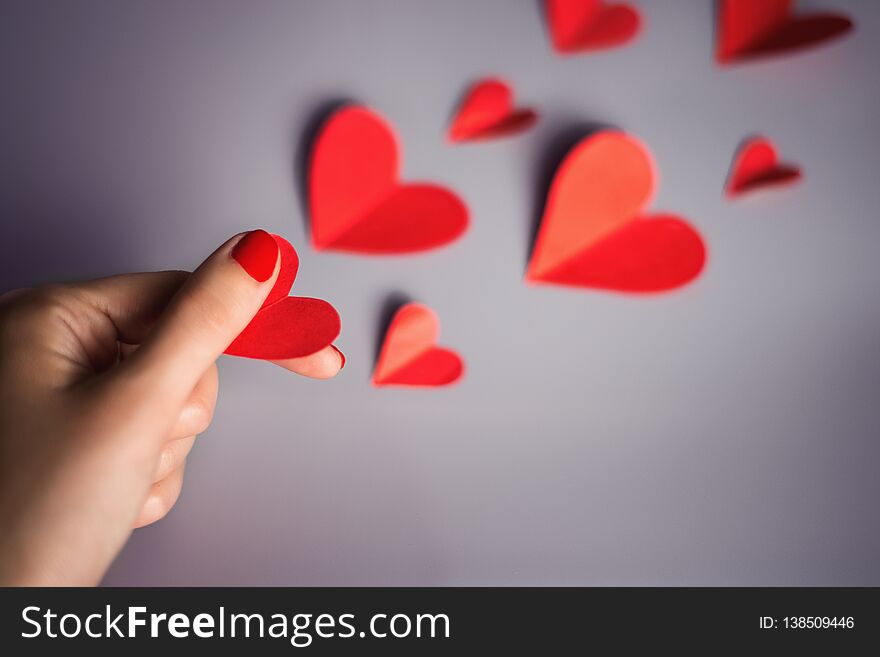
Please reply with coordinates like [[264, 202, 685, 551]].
[[179, 286, 240, 338], [153, 497, 172, 521], [0, 285, 75, 344], [188, 396, 214, 434], [150, 489, 177, 522], [156, 445, 177, 479]]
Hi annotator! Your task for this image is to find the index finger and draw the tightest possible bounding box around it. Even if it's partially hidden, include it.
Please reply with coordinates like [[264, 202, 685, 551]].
[[270, 344, 344, 380]]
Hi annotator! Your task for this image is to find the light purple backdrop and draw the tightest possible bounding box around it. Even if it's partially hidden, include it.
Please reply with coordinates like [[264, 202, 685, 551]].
[[1, 0, 878, 585]]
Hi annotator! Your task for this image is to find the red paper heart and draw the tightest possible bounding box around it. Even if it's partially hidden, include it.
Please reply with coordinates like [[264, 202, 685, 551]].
[[263, 233, 299, 308], [448, 78, 538, 143], [716, 0, 853, 64], [544, 0, 641, 54], [309, 106, 469, 254], [526, 131, 706, 293], [225, 234, 341, 360], [373, 303, 464, 387], [726, 136, 801, 197]]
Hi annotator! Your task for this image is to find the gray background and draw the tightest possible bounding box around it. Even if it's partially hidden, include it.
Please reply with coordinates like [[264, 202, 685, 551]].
[[2, 0, 878, 585]]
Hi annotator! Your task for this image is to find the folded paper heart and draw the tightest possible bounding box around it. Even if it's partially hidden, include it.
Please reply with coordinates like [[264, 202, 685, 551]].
[[726, 136, 801, 197], [544, 0, 641, 54], [309, 105, 469, 254], [448, 78, 538, 143], [716, 0, 853, 64], [225, 234, 341, 360], [373, 303, 464, 387], [526, 131, 706, 293]]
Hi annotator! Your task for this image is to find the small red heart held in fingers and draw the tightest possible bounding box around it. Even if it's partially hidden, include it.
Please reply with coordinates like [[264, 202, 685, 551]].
[[448, 78, 538, 143], [225, 234, 341, 360], [527, 131, 706, 293], [544, 0, 641, 54], [373, 303, 464, 388], [309, 106, 469, 254], [726, 136, 801, 197], [716, 0, 853, 64]]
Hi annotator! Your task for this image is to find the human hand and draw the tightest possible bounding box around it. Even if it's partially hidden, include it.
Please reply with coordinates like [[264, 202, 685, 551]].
[[0, 230, 343, 586]]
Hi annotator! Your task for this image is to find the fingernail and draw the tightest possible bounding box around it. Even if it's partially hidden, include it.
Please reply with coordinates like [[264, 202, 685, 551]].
[[331, 345, 345, 370], [231, 230, 278, 282]]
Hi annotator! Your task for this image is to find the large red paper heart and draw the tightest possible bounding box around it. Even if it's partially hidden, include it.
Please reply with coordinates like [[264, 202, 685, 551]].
[[225, 234, 341, 360], [309, 106, 469, 254], [716, 0, 853, 64], [448, 78, 538, 143], [526, 131, 706, 293], [725, 136, 801, 197], [373, 303, 464, 387], [544, 0, 641, 54]]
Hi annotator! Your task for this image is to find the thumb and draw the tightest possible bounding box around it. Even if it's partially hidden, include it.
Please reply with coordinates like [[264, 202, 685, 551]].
[[119, 229, 280, 405]]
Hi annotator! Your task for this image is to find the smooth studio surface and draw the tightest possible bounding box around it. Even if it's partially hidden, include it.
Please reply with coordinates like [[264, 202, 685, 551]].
[[2, 0, 879, 585]]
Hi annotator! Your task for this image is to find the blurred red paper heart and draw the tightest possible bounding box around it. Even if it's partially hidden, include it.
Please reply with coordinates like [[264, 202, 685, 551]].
[[448, 78, 538, 143], [716, 0, 853, 64], [309, 106, 468, 254], [544, 0, 641, 54], [527, 131, 706, 293], [225, 234, 341, 360], [726, 136, 801, 197], [373, 303, 464, 387]]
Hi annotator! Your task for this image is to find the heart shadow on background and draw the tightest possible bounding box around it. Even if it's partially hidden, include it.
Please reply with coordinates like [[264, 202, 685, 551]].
[[373, 291, 413, 368], [526, 121, 618, 269], [292, 97, 356, 241]]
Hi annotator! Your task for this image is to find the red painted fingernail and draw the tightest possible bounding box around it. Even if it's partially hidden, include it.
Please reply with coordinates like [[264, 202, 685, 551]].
[[331, 345, 345, 369], [231, 230, 278, 282]]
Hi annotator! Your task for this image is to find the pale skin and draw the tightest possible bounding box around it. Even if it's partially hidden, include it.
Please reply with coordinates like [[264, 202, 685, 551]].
[[0, 233, 342, 586]]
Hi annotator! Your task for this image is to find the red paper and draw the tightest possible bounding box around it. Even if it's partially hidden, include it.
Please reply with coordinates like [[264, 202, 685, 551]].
[[544, 0, 640, 54], [225, 234, 341, 360], [263, 234, 299, 308], [373, 303, 464, 387], [716, 0, 853, 64], [726, 136, 801, 197], [309, 106, 469, 254], [526, 131, 706, 293], [448, 78, 538, 143]]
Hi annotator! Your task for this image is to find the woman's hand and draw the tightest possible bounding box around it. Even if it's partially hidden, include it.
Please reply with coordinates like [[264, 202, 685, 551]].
[[0, 230, 343, 586]]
